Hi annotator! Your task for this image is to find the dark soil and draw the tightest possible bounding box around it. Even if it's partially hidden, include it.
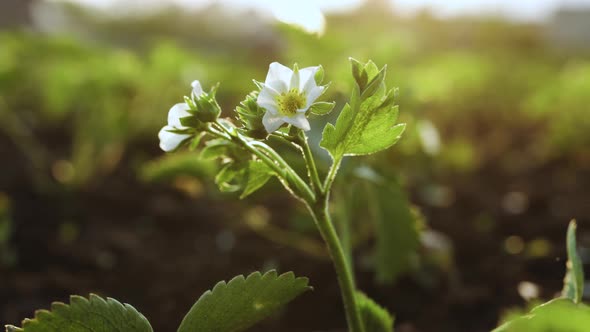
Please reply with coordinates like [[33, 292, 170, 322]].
[[1, 132, 589, 332]]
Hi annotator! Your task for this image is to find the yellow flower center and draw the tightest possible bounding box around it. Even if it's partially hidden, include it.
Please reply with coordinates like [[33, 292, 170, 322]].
[[276, 89, 306, 116]]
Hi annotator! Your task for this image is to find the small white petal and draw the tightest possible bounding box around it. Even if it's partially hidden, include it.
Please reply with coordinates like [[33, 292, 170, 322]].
[[168, 103, 191, 128], [305, 86, 325, 109], [159, 126, 190, 152], [191, 80, 204, 97], [264, 79, 288, 94], [262, 111, 285, 133], [283, 113, 310, 131], [289, 67, 300, 91], [265, 62, 293, 87], [259, 101, 279, 115], [298, 66, 320, 91], [258, 84, 280, 105]]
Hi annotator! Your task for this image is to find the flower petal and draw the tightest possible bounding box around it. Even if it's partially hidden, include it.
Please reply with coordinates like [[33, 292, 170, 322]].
[[298, 66, 320, 91], [265, 62, 292, 88], [305, 85, 325, 109], [168, 103, 191, 127], [289, 66, 300, 91], [191, 80, 204, 97], [258, 84, 280, 105], [159, 126, 191, 152], [283, 113, 310, 131], [259, 101, 279, 115], [262, 111, 285, 133], [264, 79, 288, 94]]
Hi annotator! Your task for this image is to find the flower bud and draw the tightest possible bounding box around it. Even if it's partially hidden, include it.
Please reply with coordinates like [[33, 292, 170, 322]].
[[194, 94, 221, 123]]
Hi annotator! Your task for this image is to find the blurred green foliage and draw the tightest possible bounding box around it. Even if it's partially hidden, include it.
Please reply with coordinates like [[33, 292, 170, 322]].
[[1, 3, 589, 286]]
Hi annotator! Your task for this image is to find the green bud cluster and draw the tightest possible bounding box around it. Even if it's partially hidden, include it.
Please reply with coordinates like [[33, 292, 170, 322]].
[[235, 91, 268, 139], [184, 84, 222, 126]]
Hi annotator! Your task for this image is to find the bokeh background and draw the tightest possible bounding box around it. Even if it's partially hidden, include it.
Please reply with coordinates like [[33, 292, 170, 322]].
[[1, 0, 590, 331]]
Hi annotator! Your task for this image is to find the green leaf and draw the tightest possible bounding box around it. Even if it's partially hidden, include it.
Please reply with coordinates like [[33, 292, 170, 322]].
[[200, 139, 233, 160], [493, 299, 590, 332], [177, 270, 311, 332], [214, 159, 274, 197], [562, 220, 585, 303], [309, 101, 336, 115], [139, 152, 216, 183], [320, 60, 405, 159], [359, 169, 419, 284], [215, 162, 244, 193], [240, 160, 274, 199], [5, 294, 153, 332], [356, 291, 394, 332]]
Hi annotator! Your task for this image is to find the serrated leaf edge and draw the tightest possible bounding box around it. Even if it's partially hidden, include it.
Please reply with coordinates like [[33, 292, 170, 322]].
[[6, 294, 150, 332]]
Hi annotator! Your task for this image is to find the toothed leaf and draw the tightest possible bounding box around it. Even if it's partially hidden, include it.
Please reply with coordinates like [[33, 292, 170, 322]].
[[357, 292, 394, 332], [493, 299, 590, 332], [5, 294, 152, 332], [320, 59, 405, 159], [177, 270, 311, 332]]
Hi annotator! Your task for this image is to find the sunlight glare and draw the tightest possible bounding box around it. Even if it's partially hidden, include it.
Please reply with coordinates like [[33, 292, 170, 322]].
[[270, 1, 326, 35]]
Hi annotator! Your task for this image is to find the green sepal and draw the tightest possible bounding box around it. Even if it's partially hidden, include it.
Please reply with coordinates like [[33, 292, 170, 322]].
[[315, 65, 325, 85], [235, 91, 267, 138], [356, 291, 394, 332], [165, 127, 193, 135], [208, 82, 220, 98], [252, 80, 264, 90], [562, 220, 584, 303], [194, 94, 221, 123], [179, 115, 202, 128], [309, 101, 336, 115], [238, 128, 268, 140], [176, 270, 311, 332], [184, 95, 197, 110]]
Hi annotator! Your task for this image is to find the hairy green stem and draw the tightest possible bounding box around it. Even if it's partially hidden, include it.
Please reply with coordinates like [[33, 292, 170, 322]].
[[300, 152, 362, 332], [212, 119, 362, 331], [296, 130, 323, 193], [310, 194, 364, 332], [323, 155, 343, 193], [210, 122, 315, 203]]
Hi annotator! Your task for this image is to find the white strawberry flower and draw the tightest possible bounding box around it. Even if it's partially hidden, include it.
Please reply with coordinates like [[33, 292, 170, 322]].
[[257, 62, 325, 133], [158, 81, 204, 152]]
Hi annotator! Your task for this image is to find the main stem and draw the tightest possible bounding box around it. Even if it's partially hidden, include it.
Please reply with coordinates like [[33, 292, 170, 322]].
[[310, 194, 364, 332], [296, 130, 323, 193]]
